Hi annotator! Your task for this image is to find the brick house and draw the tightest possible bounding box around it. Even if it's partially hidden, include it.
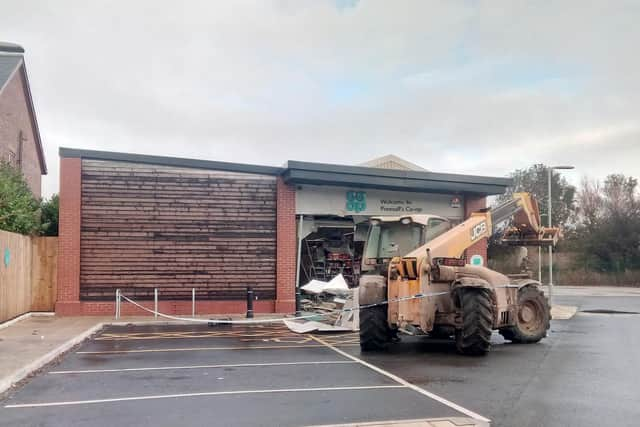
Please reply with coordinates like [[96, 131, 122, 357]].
[[0, 42, 47, 197], [56, 148, 511, 316]]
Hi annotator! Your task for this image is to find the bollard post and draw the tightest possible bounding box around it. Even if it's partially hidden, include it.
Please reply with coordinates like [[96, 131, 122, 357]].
[[295, 288, 302, 317], [115, 289, 120, 319], [246, 286, 254, 319], [154, 288, 158, 319], [192, 288, 196, 317]]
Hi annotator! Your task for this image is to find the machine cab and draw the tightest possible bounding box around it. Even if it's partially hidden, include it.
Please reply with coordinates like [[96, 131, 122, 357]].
[[361, 215, 451, 274]]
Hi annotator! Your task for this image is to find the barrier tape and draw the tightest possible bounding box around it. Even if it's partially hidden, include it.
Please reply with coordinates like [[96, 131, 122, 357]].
[[118, 291, 449, 325]]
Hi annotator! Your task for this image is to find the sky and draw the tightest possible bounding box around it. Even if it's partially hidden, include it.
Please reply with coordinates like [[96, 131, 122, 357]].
[[1, 0, 639, 196]]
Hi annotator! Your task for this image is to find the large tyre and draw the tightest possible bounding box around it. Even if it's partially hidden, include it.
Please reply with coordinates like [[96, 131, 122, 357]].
[[359, 306, 391, 351], [455, 288, 493, 356], [499, 286, 550, 343]]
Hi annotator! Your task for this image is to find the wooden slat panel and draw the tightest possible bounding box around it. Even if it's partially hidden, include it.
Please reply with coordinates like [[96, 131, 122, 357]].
[[30, 237, 58, 311], [80, 160, 277, 301], [0, 230, 32, 321]]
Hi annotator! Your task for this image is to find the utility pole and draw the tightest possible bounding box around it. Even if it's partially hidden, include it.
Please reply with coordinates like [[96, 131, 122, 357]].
[[547, 165, 575, 305]]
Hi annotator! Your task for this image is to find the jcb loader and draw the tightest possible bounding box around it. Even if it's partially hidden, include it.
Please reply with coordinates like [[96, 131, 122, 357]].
[[358, 193, 559, 355]]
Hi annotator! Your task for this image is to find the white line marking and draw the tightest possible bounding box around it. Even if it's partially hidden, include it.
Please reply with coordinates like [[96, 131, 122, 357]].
[[4, 385, 406, 409], [76, 343, 358, 354], [50, 360, 357, 374], [310, 334, 491, 424]]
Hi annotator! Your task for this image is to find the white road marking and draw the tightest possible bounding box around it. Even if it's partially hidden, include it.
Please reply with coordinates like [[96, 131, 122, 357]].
[[4, 385, 406, 409], [310, 334, 491, 424], [76, 343, 358, 354], [50, 360, 356, 375]]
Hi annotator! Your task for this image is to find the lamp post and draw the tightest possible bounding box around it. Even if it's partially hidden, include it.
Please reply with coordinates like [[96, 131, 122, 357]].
[[547, 165, 574, 306]]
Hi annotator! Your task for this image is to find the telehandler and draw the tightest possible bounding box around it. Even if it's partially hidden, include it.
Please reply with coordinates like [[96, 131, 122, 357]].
[[358, 192, 559, 355]]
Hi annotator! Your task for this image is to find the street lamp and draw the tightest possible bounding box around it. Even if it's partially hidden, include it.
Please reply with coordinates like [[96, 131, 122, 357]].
[[546, 165, 575, 306]]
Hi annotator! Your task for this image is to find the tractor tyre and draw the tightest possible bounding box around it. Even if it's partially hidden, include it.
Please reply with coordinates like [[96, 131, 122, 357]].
[[499, 286, 550, 343], [359, 305, 391, 351], [455, 288, 493, 356]]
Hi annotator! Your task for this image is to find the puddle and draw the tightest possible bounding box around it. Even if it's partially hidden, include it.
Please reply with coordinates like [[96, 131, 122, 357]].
[[580, 309, 640, 315]]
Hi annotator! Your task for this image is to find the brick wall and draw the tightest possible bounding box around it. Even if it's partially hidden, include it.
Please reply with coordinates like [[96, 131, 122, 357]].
[[56, 157, 82, 315], [56, 158, 296, 315], [464, 195, 488, 265], [275, 177, 296, 313], [0, 65, 42, 197]]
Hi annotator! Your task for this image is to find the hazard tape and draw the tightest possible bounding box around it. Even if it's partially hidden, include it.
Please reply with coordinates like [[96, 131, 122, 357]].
[[118, 291, 448, 325]]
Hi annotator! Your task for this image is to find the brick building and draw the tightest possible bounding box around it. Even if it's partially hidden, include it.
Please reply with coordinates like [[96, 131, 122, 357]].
[[56, 148, 510, 316], [0, 42, 47, 197]]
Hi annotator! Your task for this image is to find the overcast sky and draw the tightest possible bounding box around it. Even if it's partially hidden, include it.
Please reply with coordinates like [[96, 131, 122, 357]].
[[1, 0, 639, 196]]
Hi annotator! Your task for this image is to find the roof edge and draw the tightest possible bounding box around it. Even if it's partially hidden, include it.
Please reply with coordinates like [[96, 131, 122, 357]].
[[286, 160, 512, 187], [20, 63, 47, 174], [59, 147, 285, 176]]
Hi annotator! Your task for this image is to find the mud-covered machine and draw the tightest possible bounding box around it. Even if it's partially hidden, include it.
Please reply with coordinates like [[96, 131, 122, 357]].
[[358, 193, 559, 355]]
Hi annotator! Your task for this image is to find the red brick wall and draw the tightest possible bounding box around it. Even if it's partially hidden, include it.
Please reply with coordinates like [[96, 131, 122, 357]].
[[464, 195, 488, 266], [56, 157, 82, 315], [56, 157, 288, 316], [0, 65, 42, 197], [275, 177, 296, 312]]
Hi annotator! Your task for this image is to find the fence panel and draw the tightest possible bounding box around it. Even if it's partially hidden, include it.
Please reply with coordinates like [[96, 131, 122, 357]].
[[0, 230, 58, 322]]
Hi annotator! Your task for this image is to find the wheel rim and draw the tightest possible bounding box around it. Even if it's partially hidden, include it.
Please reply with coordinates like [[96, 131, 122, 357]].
[[518, 300, 544, 335]]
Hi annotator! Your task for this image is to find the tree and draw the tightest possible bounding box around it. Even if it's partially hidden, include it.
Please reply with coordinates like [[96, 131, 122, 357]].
[[498, 164, 576, 230], [40, 194, 59, 236], [0, 161, 41, 234], [572, 174, 640, 272]]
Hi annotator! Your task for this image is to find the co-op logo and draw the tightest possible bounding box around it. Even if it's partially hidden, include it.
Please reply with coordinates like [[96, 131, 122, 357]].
[[346, 191, 367, 213], [471, 221, 487, 241]]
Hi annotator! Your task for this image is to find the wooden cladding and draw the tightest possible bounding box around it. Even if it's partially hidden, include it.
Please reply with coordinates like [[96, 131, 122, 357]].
[[80, 160, 277, 301]]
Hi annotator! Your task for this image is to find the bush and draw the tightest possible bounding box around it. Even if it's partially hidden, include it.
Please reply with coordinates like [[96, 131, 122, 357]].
[[40, 194, 59, 236], [0, 161, 41, 235]]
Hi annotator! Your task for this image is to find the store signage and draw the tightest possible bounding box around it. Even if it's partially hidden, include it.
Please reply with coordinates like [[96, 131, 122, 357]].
[[297, 185, 464, 219], [450, 196, 461, 208], [345, 191, 367, 213], [470, 254, 484, 266]]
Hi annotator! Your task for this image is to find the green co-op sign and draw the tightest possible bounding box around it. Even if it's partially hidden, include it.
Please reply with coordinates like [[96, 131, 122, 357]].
[[345, 191, 367, 213]]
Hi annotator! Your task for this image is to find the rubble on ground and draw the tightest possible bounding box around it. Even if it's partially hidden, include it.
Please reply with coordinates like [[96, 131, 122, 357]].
[[284, 274, 359, 333]]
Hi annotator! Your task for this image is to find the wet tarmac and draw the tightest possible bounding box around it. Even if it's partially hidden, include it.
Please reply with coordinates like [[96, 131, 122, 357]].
[[1, 293, 638, 426]]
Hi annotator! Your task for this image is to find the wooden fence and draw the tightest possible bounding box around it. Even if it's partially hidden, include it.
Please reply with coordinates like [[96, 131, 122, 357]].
[[0, 230, 57, 322]]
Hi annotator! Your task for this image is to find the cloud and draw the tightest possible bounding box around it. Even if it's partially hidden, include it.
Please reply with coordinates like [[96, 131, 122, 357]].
[[0, 0, 638, 196]]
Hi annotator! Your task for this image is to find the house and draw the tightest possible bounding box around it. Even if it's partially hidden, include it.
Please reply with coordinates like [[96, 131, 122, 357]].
[[0, 42, 47, 197]]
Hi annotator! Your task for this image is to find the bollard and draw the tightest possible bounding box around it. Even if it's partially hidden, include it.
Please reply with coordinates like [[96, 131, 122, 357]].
[[115, 289, 120, 319], [295, 288, 302, 317], [154, 288, 158, 319], [192, 288, 196, 317], [246, 286, 254, 319]]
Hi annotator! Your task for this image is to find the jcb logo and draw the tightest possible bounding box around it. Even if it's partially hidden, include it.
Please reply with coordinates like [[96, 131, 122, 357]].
[[471, 221, 487, 241]]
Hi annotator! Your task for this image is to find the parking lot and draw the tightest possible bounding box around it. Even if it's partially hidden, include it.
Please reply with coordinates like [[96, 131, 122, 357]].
[[0, 323, 484, 427], [2, 289, 639, 427]]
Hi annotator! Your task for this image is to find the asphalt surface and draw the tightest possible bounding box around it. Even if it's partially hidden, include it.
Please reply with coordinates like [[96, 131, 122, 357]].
[[344, 294, 640, 427], [2, 293, 639, 427], [0, 324, 466, 427]]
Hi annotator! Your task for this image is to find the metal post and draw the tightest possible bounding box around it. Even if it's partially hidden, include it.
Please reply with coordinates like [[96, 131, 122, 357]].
[[192, 288, 196, 317], [154, 288, 158, 319], [538, 246, 542, 282], [115, 289, 120, 319], [295, 215, 304, 316], [548, 167, 553, 306], [246, 286, 254, 318]]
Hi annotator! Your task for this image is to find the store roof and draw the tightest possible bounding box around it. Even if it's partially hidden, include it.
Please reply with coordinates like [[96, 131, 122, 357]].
[[60, 147, 511, 196]]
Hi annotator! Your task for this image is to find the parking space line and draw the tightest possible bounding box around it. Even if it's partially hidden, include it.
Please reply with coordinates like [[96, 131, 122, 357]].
[[4, 385, 406, 409], [76, 343, 359, 354], [310, 334, 491, 424], [50, 360, 357, 375]]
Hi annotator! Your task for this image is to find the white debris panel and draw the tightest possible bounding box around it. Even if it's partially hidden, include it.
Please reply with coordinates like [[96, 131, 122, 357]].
[[285, 274, 359, 333]]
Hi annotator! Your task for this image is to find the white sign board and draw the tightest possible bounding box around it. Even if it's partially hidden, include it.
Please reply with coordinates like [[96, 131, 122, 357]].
[[296, 185, 464, 219]]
